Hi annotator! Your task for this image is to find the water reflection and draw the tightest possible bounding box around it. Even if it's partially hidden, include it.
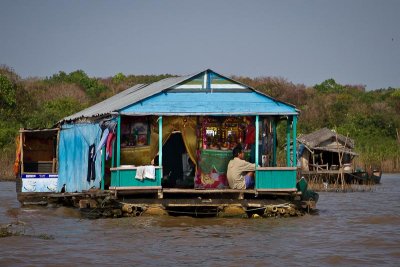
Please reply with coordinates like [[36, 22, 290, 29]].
[[0, 174, 399, 266]]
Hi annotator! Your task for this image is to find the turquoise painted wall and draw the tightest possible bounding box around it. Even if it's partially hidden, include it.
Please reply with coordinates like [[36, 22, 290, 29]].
[[111, 168, 162, 187], [255, 169, 297, 190]]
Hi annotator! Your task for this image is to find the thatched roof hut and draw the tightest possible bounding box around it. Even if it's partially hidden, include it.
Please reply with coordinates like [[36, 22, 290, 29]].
[[297, 128, 357, 171]]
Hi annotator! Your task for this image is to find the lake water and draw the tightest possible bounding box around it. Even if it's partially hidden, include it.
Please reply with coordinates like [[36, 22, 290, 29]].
[[1, 174, 399, 266]]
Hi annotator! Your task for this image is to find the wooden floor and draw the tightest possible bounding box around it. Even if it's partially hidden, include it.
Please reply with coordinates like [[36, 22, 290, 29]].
[[111, 187, 300, 198], [300, 170, 352, 175]]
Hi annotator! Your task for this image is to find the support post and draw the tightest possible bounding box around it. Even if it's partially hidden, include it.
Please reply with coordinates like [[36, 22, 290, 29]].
[[20, 131, 24, 174], [272, 119, 277, 167], [158, 116, 163, 166], [286, 117, 291, 167], [101, 146, 105, 190], [255, 115, 259, 167], [292, 116, 297, 167], [116, 116, 121, 167], [111, 135, 115, 168]]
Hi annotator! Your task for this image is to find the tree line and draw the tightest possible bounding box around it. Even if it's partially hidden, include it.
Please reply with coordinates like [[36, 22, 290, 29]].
[[1, 65, 399, 178]]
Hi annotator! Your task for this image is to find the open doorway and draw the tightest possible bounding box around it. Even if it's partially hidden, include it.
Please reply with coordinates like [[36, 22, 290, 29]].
[[161, 132, 194, 188], [18, 128, 59, 193]]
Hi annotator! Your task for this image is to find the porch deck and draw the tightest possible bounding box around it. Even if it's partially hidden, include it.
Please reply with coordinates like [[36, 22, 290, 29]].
[[109, 166, 299, 195]]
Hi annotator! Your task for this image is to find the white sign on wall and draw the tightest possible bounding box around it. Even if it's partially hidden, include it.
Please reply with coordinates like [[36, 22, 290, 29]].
[[21, 174, 58, 193]]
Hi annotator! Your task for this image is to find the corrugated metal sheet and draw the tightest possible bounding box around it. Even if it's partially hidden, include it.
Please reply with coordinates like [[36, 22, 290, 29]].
[[60, 69, 299, 122], [121, 92, 298, 115], [61, 84, 145, 122], [297, 128, 355, 149], [61, 74, 196, 122]]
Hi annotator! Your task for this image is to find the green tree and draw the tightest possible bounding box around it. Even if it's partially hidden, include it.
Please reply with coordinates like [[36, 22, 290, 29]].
[[47, 70, 108, 100], [0, 73, 18, 149], [26, 98, 84, 128], [0, 74, 16, 109], [314, 78, 345, 94], [112, 72, 126, 84]]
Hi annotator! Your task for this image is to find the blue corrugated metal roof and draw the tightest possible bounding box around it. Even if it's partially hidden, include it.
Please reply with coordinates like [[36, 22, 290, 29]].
[[121, 92, 298, 115], [61, 69, 298, 122]]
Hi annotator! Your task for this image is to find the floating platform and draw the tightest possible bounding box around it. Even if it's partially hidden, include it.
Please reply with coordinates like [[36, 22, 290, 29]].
[[17, 187, 317, 219]]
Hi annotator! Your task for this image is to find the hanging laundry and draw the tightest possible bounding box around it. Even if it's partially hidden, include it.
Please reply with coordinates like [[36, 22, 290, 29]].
[[100, 120, 117, 133], [87, 143, 96, 182], [143, 165, 155, 179], [95, 128, 109, 157], [135, 166, 145, 181], [106, 132, 116, 160], [135, 165, 155, 181]]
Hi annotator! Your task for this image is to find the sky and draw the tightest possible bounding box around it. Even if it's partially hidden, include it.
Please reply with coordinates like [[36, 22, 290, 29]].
[[0, 0, 399, 90]]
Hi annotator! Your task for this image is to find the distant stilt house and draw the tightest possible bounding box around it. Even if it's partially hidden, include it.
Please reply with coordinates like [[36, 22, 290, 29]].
[[297, 128, 357, 172]]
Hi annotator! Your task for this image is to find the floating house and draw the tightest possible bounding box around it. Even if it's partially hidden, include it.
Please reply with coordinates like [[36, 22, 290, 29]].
[[16, 69, 316, 216]]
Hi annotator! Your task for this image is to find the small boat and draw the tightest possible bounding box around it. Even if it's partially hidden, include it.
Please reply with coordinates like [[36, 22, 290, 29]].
[[371, 170, 383, 184], [348, 169, 382, 184]]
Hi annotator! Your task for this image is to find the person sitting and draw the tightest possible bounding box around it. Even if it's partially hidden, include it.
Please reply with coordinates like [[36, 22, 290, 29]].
[[227, 145, 256, 189]]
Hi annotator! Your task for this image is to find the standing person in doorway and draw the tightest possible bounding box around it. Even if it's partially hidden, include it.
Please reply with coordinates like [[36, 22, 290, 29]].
[[227, 145, 256, 189]]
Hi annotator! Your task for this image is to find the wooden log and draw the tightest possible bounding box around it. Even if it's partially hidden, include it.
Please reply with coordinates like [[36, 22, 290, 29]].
[[79, 199, 98, 209], [218, 205, 246, 218], [102, 209, 113, 217], [142, 205, 167, 216], [279, 207, 286, 215], [112, 209, 122, 217], [287, 207, 296, 216], [265, 205, 277, 213], [121, 204, 133, 213]]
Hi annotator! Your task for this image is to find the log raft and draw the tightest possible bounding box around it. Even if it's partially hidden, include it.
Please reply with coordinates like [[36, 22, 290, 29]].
[[17, 188, 316, 219]]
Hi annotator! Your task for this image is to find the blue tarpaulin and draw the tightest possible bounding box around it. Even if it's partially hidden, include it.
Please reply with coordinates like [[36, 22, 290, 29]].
[[58, 123, 102, 192]]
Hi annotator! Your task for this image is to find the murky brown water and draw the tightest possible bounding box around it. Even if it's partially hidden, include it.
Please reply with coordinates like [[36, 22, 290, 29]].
[[1, 174, 400, 266]]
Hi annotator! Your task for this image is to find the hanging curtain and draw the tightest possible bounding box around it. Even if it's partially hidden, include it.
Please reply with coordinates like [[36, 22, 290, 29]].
[[58, 123, 102, 192], [149, 116, 198, 167]]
